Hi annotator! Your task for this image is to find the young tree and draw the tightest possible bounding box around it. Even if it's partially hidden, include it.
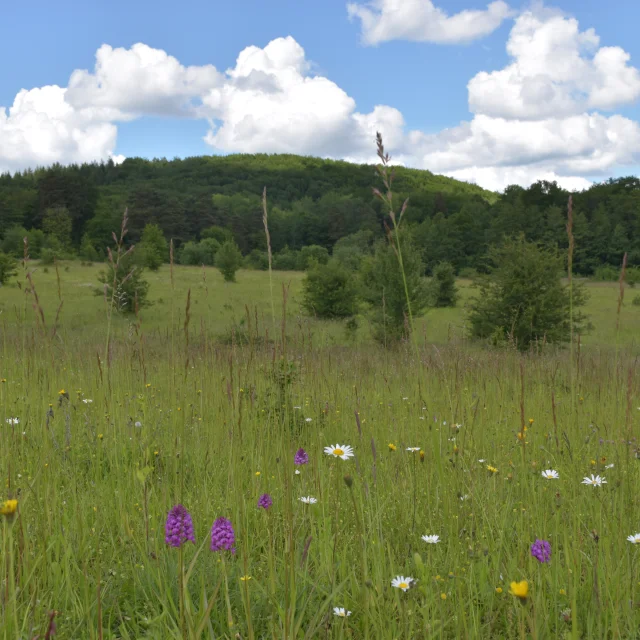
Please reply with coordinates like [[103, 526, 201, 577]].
[[360, 232, 430, 343], [467, 235, 589, 350], [79, 234, 100, 262], [0, 252, 17, 286], [429, 261, 458, 307], [42, 206, 73, 249], [97, 250, 150, 313], [215, 240, 243, 282], [302, 258, 359, 319], [138, 223, 168, 271]]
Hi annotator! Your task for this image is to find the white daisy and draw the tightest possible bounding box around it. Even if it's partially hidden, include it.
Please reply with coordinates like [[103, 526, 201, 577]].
[[295, 470, 301, 475], [582, 474, 607, 487], [391, 576, 414, 592], [5, 418, 19, 425], [478, 459, 486, 463], [605, 463, 614, 469], [627, 533, 640, 544], [82, 399, 93, 404], [324, 444, 354, 460], [333, 607, 352, 617], [541, 469, 559, 479], [421, 534, 440, 544], [460, 494, 470, 501], [299, 496, 317, 504], [305, 417, 312, 422], [406, 447, 421, 452]]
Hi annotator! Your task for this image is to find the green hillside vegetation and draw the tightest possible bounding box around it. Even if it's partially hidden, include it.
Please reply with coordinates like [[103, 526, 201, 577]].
[[1, 154, 638, 278]]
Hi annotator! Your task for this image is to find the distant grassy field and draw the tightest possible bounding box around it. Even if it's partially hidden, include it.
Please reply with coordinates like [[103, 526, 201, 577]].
[[1, 262, 639, 351], [1, 262, 640, 638]]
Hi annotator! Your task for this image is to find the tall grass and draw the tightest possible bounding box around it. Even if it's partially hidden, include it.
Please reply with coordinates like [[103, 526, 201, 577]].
[[1, 281, 639, 637]]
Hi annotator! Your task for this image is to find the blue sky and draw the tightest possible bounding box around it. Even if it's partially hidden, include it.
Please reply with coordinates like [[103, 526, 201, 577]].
[[1, 0, 639, 191]]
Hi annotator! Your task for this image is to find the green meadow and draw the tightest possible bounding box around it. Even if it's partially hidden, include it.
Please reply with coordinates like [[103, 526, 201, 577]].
[[1, 263, 640, 639]]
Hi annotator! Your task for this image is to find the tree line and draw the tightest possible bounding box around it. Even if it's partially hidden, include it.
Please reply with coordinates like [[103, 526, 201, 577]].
[[1, 154, 638, 276]]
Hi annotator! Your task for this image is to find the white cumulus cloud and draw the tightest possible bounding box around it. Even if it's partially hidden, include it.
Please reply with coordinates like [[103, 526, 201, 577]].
[[2, 10, 640, 192], [468, 9, 640, 119], [347, 0, 513, 45]]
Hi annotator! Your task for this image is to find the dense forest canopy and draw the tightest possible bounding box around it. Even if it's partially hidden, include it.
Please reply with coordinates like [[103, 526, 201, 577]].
[[0, 153, 638, 275]]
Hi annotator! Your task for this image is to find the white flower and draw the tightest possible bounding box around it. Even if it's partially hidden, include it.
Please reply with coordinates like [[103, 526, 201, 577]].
[[582, 474, 607, 487], [295, 470, 301, 475], [305, 417, 312, 422], [541, 469, 559, 479], [406, 447, 420, 452], [5, 418, 19, 425], [324, 444, 354, 460], [478, 459, 486, 463], [460, 494, 470, 501], [391, 576, 414, 591], [134, 421, 142, 428], [605, 463, 614, 469], [402, 397, 409, 401], [627, 533, 640, 544], [299, 496, 317, 504], [82, 399, 93, 404], [421, 534, 440, 544], [293, 406, 301, 410], [333, 607, 352, 617], [453, 423, 462, 429]]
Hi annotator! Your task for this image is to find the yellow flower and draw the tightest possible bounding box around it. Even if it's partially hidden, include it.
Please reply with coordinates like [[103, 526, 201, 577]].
[[1, 499, 18, 516], [240, 575, 252, 581], [420, 450, 425, 462], [509, 580, 529, 600], [517, 432, 524, 441], [255, 471, 261, 476], [388, 443, 397, 451], [559, 589, 566, 596], [528, 418, 534, 425], [440, 593, 447, 600], [487, 465, 498, 474], [58, 389, 66, 395], [1, 378, 6, 383], [98, 434, 104, 440], [495, 587, 503, 594]]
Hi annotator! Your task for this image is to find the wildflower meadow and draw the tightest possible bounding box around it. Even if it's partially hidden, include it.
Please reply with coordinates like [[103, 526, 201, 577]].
[[1, 272, 640, 640]]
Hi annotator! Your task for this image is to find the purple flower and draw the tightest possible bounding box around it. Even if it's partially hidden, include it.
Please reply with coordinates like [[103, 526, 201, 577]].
[[294, 448, 309, 465], [530, 539, 551, 563], [210, 517, 236, 553], [257, 493, 273, 510], [165, 504, 195, 548]]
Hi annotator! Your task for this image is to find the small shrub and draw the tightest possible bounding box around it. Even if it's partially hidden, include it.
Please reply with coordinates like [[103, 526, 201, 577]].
[[137, 224, 168, 271], [302, 259, 359, 319], [429, 261, 458, 308], [467, 235, 589, 350], [632, 295, 640, 306], [96, 251, 150, 313], [592, 265, 619, 282], [215, 240, 243, 282], [0, 252, 18, 285]]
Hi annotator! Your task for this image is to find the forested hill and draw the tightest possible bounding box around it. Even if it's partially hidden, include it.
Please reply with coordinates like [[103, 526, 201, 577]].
[[0, 153, 639, 275]]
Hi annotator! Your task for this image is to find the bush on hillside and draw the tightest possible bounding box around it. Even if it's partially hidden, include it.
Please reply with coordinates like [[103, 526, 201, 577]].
[[302, 258, 359, 319], [96, 250, 150, 313], [137, 223, 168, 271], [215, 240, 243, 282], [467, 235, 589, 350], [0, 252, 17, 285], [428, 261, 458, 307], [360, 232, 430, 343]]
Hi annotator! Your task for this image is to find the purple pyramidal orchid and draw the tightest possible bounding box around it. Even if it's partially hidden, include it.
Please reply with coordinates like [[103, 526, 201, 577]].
[[257, 493, 273, 510], [165, 504, 195, 548], [210, 517, 236, 553], [530, 539, 551, 563], [294, 448, 309, 465]]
